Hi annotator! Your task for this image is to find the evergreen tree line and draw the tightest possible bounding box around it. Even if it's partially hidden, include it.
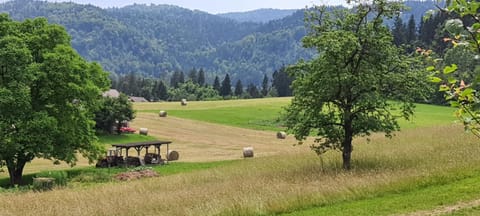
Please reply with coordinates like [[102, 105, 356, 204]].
[[111, 67, 293, 101], [390, 13, 450, 55]]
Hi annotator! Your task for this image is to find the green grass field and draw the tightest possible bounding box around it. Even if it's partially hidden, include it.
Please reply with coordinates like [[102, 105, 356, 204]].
[[137, 97, 290, 131], [283, 169, 480, 215], [98, 133, 157, 145], [137, 98, 458, 131]]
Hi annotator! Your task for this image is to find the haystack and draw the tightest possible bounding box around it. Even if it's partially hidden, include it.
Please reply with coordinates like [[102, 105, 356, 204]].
[[139, 128, 148, 135], [33, 177, 55, 191], [167, 150, 179, 161], [277, 131, 287, 139], [243, 147, 254, 158], [159, 110, 167, 117], [181, 99, 187, 106]]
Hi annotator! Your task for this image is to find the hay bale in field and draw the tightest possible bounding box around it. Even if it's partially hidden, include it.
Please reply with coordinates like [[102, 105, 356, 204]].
[[159, 110, 167, 117], [277, 131, 287, 139], [32, 177, 55, 191], [167, 150, 179, 161], [181, 99, 187, 106], [139, 128, 148, 135], [243, 147, 254, 158]]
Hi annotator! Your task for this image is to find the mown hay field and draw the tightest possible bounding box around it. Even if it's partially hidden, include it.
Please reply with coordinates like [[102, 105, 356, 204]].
[[0, 98, 477, 216]]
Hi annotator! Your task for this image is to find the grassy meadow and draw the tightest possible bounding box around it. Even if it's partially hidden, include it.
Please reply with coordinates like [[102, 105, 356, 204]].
[[0, 97, 478, 216], [135, 97, 457, 130]]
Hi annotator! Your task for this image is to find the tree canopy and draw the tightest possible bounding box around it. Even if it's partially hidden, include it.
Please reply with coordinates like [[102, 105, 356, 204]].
[[0, 14, 109, 185], [94, 94, 135, 134], [285, 0, 427, 169]]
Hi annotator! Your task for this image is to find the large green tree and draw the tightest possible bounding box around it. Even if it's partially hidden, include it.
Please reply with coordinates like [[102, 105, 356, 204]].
[[168, 81, 219, 101], [285, 0, 426, 169], [94, 94, 135, 134], [0, 14, 109, 185]]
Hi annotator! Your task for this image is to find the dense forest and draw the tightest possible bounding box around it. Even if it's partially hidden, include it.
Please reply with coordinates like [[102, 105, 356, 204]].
[[218, 9, 298, 23], [0, 0, 439, 86]]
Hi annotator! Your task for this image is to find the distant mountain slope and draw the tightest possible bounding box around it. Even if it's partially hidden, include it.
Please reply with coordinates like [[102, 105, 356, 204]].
[[0, 0, 438, 84], [403, 0, 440, 24], [218, 8, 299, 23]]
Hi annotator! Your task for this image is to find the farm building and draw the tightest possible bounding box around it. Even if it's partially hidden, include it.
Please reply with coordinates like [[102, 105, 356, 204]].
[[102, 89, 120, 98], [129, 96, 149, 102]]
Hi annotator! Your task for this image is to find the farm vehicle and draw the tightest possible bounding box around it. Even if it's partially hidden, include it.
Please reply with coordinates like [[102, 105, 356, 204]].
[[96, 148, 125, 168]]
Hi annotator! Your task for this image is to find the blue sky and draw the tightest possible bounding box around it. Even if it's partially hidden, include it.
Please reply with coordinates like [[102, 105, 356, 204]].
[[35, 0, 348, 13]]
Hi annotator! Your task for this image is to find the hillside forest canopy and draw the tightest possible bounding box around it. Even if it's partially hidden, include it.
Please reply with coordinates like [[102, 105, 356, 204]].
[[0, 0, 447, 88]]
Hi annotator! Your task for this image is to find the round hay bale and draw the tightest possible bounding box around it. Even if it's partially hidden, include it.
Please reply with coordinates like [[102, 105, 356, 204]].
[[167, 150, 179, 161], [159, 110, 167, 117], [139, 128, 148, 135], [181, 99, 188, 106], [277, 131, 287, 139], [33, 177, 55, 191], [243, 147, 254, 158]]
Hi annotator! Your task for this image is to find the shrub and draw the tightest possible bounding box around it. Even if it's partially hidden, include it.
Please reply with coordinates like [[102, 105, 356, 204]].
[[70, 171, 113, 184]]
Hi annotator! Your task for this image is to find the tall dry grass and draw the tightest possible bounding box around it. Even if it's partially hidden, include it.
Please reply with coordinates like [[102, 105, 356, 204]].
[[0, 125, 478, 215]]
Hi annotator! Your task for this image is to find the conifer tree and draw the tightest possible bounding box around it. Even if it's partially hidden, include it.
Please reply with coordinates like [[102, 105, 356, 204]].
[[220, 74, 232, 97], [234, 80, 244, 96]]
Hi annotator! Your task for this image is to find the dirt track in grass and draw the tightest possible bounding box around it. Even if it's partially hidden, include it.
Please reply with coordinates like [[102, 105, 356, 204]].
[[398, 199, 480, 216], [129, 112, 312, 162]]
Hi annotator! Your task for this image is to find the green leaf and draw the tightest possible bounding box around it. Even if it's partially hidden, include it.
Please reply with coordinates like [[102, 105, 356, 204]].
[[450, 101, 460, 107], [472, 23, 480, 31], [439, 85, 450, 92], [429, 76, 442, 83], [448, 77, 458, 84], [461, 88, 474, 97], [426, 66, 436, 72], [443, 64, 458, 74], [445, 19, 464, 35]]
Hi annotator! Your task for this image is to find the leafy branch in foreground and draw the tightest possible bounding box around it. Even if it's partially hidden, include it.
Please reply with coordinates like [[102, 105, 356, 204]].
[[425, 0, 480, 138]]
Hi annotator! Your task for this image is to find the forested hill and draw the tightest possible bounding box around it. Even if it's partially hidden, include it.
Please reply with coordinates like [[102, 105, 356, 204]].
[[218, 9, 298, 23], [0, 0, 438, 85]]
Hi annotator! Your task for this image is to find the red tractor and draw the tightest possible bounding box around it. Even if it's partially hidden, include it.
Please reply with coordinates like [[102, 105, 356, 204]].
[[119, 127, 136, 133]]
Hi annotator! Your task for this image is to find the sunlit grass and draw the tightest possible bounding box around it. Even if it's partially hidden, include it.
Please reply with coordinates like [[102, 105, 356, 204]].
[[0, 98, 470, 215], [136, 97, 289, 131], [0, 125, 478, 215]]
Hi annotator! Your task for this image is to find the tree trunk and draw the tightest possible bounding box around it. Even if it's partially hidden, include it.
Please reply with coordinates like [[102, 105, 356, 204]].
[[342, 118, 354, 170], [342, 140, 353, 170], [116, 121, 122, 135], [7, 160, 27, 186]]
